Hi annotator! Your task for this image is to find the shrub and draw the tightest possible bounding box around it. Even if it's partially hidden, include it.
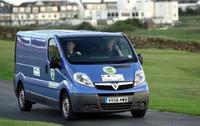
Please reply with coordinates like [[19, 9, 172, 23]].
[[102, 18, 143, 32], [75, 22, 95, 30]]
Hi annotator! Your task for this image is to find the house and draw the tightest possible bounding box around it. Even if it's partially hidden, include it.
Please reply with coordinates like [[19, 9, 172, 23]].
[[80, 0, 179, 26], [80, 0, 155, 25], [80, 0, 118, 25], [12, 0, 79, 25], [0, 0, 179, 26], [0, 0, 12, 25], [154, 0, 179, 24]]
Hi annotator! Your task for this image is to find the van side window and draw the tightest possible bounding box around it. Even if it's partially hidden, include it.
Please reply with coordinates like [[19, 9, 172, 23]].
[[48, 39, 60, 61]]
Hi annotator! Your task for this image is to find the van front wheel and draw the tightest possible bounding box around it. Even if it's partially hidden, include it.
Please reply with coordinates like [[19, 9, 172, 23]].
[[18, 86, 32, 111], [131, 109, 147, 118], [61, 93, 76, 120]]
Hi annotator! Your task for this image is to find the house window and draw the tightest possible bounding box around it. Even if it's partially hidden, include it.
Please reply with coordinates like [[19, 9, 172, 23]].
[[40, 7, 46, 12], [132, 12, 135, 17], [174, 13, 176, 17], [136, 12, 138, 16], [52, 6, 58, 12], [48, 39, 60, 61], [141, 12, 144, 17], [61, 6, 66, 11], [112, 12, 114, 17], [32, 7, 38, 13], [73, 6, 78, 11], [47, 7, 52, 11], [13, 7, 18, 13], [27, 14, 30, 19], [67, 5, 72, 10], [121, 12, 130, 17], [19, 7, 25, 13], [116, 12, 119, 17], [108, 13, 110, 17]]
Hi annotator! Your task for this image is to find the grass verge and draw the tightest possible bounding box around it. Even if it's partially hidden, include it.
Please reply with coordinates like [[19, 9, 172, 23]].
[[0, 118, 60, 126]]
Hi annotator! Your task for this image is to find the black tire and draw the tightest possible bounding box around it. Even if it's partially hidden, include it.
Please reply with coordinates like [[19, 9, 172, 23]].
[[60, 92, 76, 120], [131, 109, 147, 118], [17, 86, 32, 111]]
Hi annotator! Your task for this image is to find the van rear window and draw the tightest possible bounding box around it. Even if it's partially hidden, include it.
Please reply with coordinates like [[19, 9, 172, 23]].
[[31, 38, 46, 48], [17, 36, 30, 46]]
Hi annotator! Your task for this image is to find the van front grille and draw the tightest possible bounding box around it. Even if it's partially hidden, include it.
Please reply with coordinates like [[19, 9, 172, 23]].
[[95, 82, 134, 90]]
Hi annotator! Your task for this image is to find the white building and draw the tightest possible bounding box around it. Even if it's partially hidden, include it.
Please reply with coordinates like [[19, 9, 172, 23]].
[[154, 0, 179, 24], [131, 0, 154, 20], [80, 0, 179, 26], [12, 0, 79, 25], [0, 0, 179, 26]]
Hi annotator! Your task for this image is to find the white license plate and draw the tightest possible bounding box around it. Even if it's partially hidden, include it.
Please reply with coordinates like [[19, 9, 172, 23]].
[[105, 97, 129, 103]]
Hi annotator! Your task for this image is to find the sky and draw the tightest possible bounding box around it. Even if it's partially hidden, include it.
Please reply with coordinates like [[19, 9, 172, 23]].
[[4, 0, 78, 5]]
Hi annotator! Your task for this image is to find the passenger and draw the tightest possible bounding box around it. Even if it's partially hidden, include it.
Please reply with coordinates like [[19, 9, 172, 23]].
[[102, 39, 123, 57], [66, 41, 81, 57]]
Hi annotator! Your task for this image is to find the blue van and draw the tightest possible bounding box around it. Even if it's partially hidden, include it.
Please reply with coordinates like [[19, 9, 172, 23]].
[[14, 30, 149, 120]]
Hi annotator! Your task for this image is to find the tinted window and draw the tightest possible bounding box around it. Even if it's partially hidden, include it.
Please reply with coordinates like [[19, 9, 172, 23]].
[[48, 39, 60, 61], [31, 38, 46, 48], [60, 36, 137, 64]]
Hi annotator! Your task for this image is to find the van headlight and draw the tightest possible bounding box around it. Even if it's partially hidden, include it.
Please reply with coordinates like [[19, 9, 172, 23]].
[[134, 70, 145, 86], [73, 72, 94, 87]]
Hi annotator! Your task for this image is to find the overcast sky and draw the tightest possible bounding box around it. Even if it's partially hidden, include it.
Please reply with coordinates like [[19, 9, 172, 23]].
[[4, 0, 78, 5]]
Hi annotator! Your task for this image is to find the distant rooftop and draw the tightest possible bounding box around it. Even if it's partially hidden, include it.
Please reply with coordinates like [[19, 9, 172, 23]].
[[18, 0, 78, 7]]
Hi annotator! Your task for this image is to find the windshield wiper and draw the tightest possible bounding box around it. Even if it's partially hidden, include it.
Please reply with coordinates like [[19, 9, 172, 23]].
[[115, 58, 137, 63]]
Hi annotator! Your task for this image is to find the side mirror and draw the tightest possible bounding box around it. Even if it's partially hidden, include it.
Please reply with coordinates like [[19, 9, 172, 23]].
[[137, 53, 143, 65], [50, 57, 61, 69]]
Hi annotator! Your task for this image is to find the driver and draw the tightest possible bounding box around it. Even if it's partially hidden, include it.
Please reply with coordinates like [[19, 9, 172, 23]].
[[102, 39, 122, 56], [66, 41, 81, 57]]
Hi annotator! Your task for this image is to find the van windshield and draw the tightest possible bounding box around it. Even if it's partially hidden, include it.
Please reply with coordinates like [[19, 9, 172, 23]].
[[60, 36, 137, 64]]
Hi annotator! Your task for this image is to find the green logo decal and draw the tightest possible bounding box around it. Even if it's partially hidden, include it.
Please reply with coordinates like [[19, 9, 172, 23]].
[[103, 66, 116, 75], [50, 69, 55, 80]]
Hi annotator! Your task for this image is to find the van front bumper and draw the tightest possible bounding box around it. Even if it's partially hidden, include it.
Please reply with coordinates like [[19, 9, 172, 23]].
[[70, 91, 149, 113]]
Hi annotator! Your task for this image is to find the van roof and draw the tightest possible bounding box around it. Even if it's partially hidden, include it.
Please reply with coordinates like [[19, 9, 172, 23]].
[[17, 30, 123, 39]]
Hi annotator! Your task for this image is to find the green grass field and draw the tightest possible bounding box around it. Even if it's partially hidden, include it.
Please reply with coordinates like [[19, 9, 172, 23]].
[[0, 118, 60, 126], [130, 27, 200, 42], [0, 40, 14, 80], [137, 49, 200, 116], [0, 40, 200, 116], [128, 16, 200, 42], [180, 15, 200, 27]]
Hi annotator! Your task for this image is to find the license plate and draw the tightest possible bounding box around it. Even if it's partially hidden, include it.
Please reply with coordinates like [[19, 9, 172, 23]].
[[105, 97, 129, 103], [101, 74, 124, 82]]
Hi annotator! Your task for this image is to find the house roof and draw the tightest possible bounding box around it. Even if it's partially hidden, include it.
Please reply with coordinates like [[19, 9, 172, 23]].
[[18, 0, 78, 7]]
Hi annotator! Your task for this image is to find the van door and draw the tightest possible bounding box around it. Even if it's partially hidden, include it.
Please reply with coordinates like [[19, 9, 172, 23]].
[[42, 38, 62, 106]]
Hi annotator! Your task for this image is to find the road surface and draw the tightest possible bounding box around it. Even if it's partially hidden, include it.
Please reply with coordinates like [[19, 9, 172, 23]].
[[0, 80, 199, 126]]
